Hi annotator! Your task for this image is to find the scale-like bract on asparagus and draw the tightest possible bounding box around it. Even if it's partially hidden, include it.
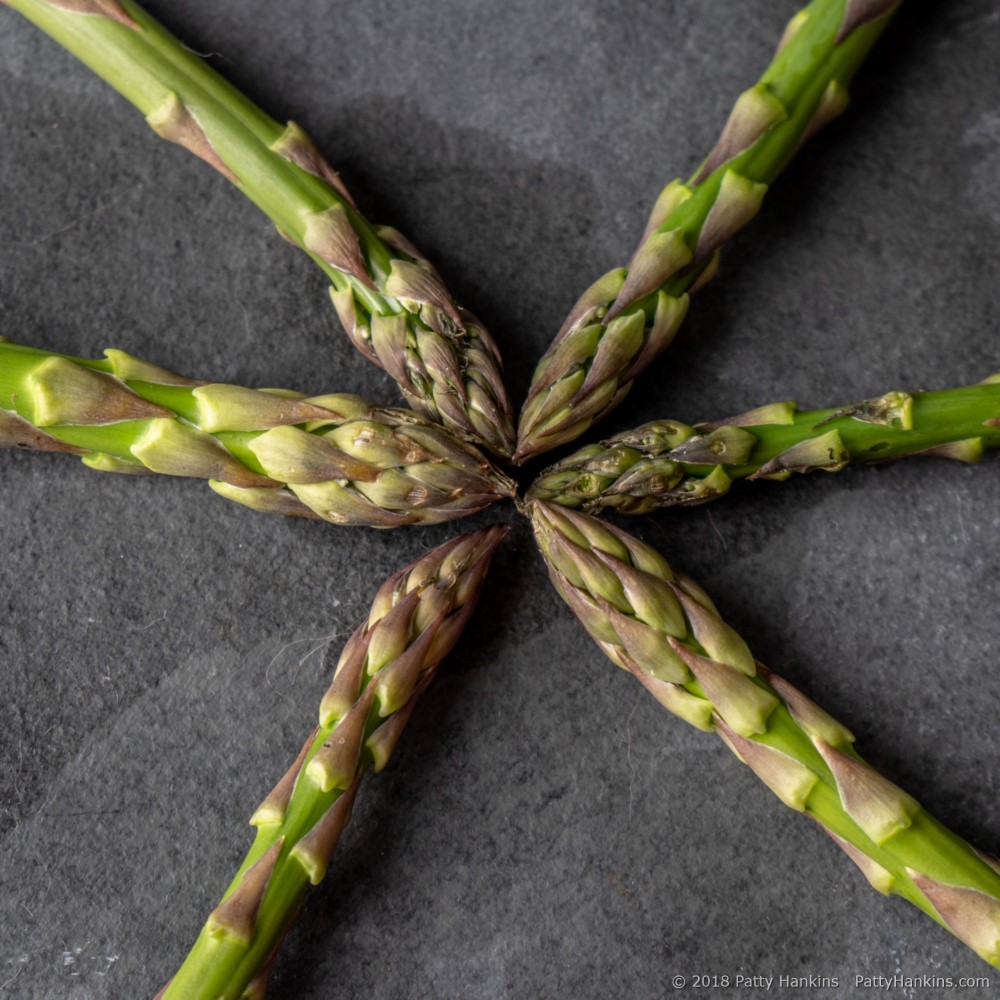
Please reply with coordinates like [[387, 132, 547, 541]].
[[2, 0, 516, 458], [155, 526, 508, 1000], [529, 501, 1000, 968], [514, 0, 902, 463], [529, 377, 1000, 513], [0, 341, 515, 527]]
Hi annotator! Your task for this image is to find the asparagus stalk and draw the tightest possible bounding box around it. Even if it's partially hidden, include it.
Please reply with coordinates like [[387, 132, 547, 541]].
[[155, 525, 508, 1000], [529, 376, 1000, 513], [514, 0, 901, 463], [2, 0, 516, 458], [528, 500, 1000, 968], [0, 340, 515, 527]]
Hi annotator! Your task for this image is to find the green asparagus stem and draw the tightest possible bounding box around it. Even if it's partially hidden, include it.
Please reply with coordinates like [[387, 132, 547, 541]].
[[528, 500, 1000, 968], [514, 0, 901, 463], [154, 525, 508, 1000], [0, 340, 515, 527], [529, 376, 1000, 513], [2, 0, 515, 458]]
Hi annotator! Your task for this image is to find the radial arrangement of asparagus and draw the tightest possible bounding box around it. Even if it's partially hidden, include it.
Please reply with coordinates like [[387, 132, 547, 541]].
[[0, 340, 514, 527], [2, 0, 515, 458], [514, 0, 902, 463], [155, 526, 507, 1000], [529, 500, 1000, 968], [4, 0, 998, 987], [529, 376, 1000, 513]]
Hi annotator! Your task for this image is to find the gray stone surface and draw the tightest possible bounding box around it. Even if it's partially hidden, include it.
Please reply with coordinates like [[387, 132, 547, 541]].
[[1, 1, 999, 997]]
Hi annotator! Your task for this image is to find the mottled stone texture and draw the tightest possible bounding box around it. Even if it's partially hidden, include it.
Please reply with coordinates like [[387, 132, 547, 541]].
[[1, 1, 998, 997]]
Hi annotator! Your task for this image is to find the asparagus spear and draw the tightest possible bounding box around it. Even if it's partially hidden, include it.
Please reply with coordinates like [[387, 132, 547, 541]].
[[528, 500, 1000, 968], [529, 376, 1000, 513], [0, 340, 514, 527], [2, 0, 516, 458], [155, 525, 508, 1000], [514, 0, 901, 463]]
